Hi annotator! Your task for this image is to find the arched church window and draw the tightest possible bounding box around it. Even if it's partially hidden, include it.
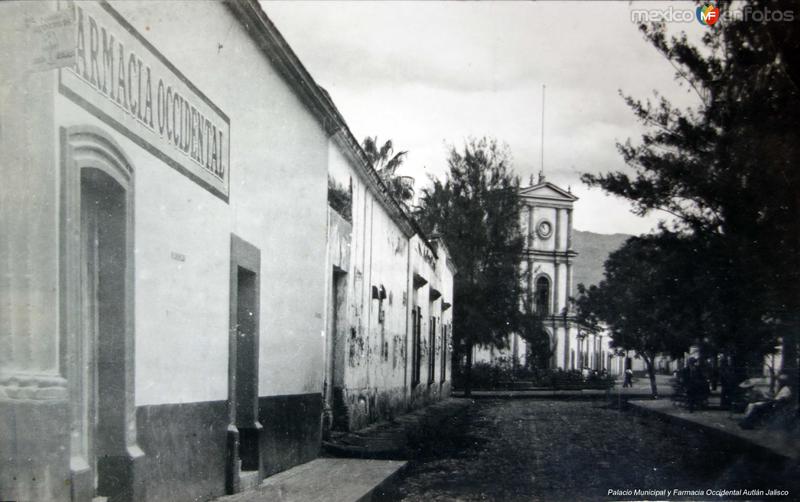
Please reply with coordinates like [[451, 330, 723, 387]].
[[535, 276, 550, 316]]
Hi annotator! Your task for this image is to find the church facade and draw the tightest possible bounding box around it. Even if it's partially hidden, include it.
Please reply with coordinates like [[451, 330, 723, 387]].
[[515, 179, 581, 369], [476, 177, 618, 373], [475, 178, 665, 377]]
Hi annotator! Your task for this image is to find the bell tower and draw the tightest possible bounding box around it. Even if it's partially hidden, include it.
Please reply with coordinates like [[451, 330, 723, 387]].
[[517, 179, 578, 369]]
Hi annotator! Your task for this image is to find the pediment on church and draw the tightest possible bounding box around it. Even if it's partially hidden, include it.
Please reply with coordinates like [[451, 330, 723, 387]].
[[519, 182, 578, 202]]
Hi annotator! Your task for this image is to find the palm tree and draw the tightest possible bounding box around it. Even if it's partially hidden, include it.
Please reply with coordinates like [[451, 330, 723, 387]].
[[362, 136, 414, 204]]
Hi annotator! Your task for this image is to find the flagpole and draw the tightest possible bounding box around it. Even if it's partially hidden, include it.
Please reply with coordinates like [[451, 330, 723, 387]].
[[540, 84, 546, 182]]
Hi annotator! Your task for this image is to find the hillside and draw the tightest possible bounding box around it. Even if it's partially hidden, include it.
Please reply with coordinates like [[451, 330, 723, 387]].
[[570, 230, 631, 293]]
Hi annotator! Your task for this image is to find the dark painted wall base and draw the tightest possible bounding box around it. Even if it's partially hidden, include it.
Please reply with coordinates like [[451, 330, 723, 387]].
[[136, 393, 322, 501], [137, 400, 229, 502], [1, 393, 322, 502], [259, 393, 323, 477]]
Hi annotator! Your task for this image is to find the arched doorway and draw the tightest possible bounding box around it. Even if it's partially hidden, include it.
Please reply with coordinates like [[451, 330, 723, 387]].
[[62, 127, 144, 502]]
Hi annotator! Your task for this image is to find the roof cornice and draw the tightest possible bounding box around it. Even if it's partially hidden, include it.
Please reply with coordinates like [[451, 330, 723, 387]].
[[329, 130, 416, 237], [519, 181, 579, 202], [523, 249, 579, 259], [225, 0, 339, 134], [226, 0, 426, 242]]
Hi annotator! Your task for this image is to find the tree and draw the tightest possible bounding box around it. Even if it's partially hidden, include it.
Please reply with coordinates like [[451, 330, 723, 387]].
[[362, 136, 414, 204], [516, 264, 554, 370], [327, 176, 352, 222], [416, 138, 525, 396], [517, 293, 552, 370], [575, 234, 697, 397], [581, 0, 800, 384]]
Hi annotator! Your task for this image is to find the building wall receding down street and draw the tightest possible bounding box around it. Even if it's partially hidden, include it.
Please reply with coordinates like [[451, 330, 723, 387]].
[[324, 131, 455, 434]]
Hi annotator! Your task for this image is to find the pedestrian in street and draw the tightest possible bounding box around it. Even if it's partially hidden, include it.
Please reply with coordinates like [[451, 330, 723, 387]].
[[719, 358, 736, 409], [683, 358, 709, 413], [710, 360, 719, 392], [623, 368, 634, 388]]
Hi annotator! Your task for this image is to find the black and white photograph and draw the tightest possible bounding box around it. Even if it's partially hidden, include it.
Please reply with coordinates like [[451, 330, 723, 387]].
[[1, 1, 799, 501]]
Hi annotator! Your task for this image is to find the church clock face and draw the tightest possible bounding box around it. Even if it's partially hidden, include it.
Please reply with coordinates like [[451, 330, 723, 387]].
[[536, 220, 553, 239]]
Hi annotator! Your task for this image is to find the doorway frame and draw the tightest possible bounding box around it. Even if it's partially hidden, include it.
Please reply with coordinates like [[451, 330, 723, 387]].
[[323, 267, 348, 436], [60, 126, 145, 502], [226, 234, 263, 494]]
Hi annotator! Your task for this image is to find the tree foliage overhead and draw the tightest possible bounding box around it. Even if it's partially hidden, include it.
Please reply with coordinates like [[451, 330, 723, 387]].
[[362, 136, 414, 203], [576, 235, 697, 358], [415, 138, 525, 354], [581, 0, 800, 367], [327, 176, 352, 222], [574, 234, 699, 395]]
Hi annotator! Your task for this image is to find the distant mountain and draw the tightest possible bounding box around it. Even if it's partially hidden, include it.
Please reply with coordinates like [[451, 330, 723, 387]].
[[570, 230, 632, 293]]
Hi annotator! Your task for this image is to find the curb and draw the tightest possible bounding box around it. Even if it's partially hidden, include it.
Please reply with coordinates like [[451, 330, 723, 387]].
[[627, 400, 799, 464], [356, 461, 410, 502], [451, 390, 663, 401]]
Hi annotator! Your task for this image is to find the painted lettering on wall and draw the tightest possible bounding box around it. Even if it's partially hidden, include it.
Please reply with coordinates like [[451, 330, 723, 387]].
[[59, 2, 230, 201]]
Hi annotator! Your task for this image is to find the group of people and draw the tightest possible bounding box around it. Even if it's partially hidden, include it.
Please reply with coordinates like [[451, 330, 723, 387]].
[[738, 372, 793, 429], [581, 367, 609, 380], [676, 357, 794, 429]]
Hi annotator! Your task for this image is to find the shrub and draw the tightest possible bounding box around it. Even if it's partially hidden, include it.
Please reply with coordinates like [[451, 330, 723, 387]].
[[453, 361, 616, 390], [328, 176, 352, 222]]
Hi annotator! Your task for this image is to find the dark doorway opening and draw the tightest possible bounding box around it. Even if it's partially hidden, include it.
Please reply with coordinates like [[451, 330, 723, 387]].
[[226, 235, 262, 494], [80, 169, 127, 499], [440, 325, 448, 384], [325, 269, 348, 435], [235, 267, 259, 471], [63, 127, 144, 502], [428, 316, 436, 385], [412, 306, 422, 387]]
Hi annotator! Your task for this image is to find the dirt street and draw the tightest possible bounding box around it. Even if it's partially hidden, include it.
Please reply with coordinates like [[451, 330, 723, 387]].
[[378, 399, 797, 501]]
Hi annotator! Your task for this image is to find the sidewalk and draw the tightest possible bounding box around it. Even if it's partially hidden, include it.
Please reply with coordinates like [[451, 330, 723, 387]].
[[628, 398, 800, 462], [214, 398, 470, 502], [215, 458, 406, 502]]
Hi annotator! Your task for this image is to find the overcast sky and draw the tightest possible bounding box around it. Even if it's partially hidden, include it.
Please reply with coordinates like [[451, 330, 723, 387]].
[[262, 1, 705, 235]]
